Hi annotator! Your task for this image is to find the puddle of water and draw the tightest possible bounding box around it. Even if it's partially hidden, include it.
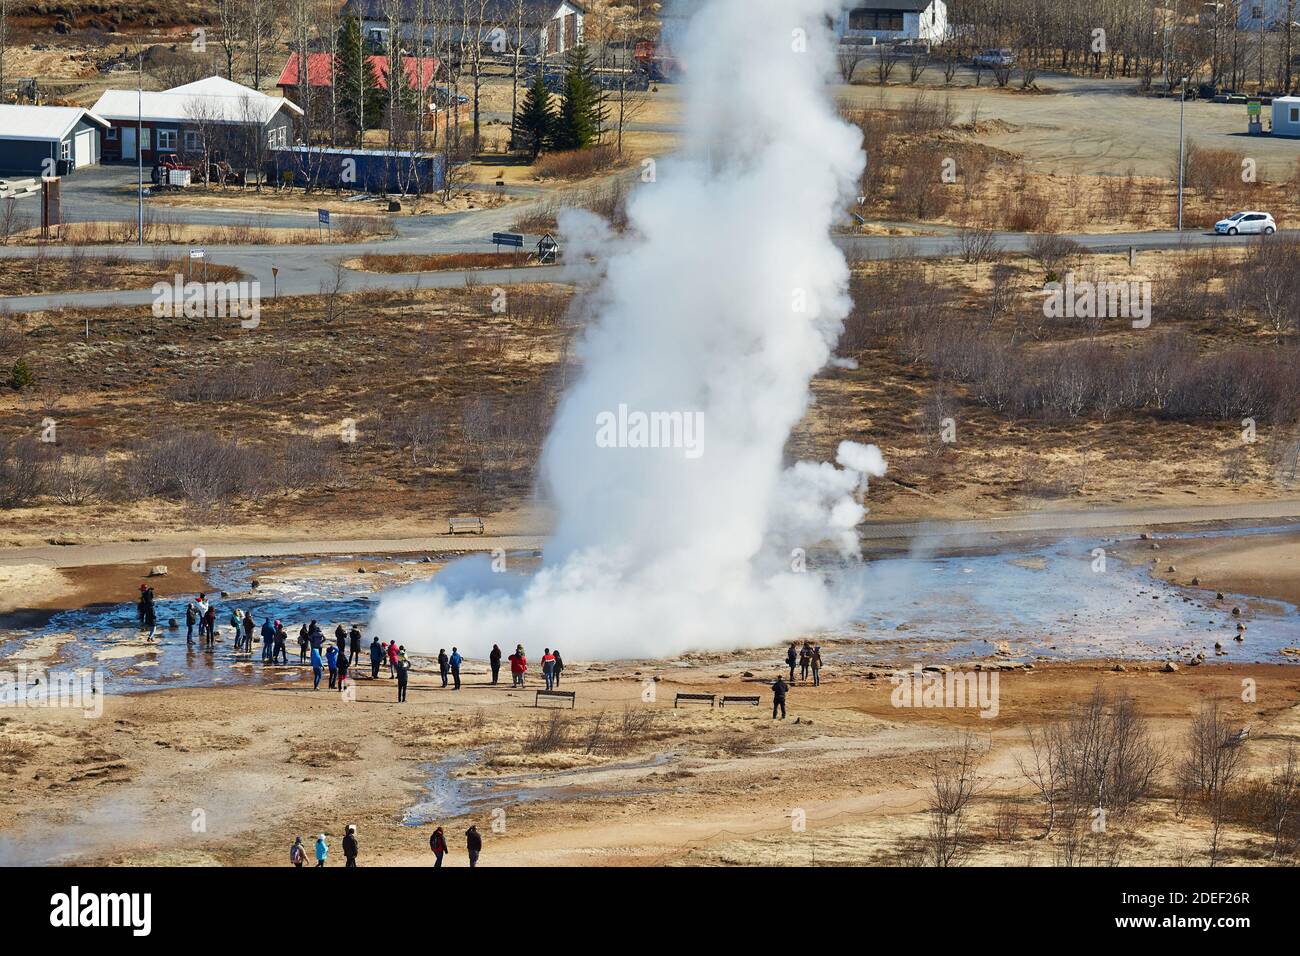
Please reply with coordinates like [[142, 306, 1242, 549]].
[[0, 556, 378, 694], [402, 751, 671, 825], [840, 533, 1300, 663]]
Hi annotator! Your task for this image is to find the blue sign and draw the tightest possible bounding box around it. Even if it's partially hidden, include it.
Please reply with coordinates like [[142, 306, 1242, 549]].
[[318, 208, 330, 225]]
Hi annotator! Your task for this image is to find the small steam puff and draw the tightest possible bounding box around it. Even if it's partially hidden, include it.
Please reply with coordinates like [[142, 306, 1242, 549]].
[[371, 0, 879, 660]]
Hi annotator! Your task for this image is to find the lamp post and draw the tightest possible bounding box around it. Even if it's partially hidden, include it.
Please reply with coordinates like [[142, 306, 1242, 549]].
[[137, 52, 144, 246], [1177, 74, 1188, 232]]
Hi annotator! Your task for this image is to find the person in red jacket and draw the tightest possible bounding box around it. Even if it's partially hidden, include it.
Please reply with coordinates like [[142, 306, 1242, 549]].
[[386, 640, 399, 678], [509, 645, 527, 687], [430, 826, 448, 867]]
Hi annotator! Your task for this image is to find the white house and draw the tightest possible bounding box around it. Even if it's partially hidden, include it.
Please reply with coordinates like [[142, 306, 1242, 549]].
[[836, 0, 949, 44], [91, 76, 302, 164], [342, 0, 583, 57], [1239, 0, 1295, 29], [1273, 95, 1300, 136]]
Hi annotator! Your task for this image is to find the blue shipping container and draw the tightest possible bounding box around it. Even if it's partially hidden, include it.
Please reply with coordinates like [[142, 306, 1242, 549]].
[[269, 145, 445, 194]]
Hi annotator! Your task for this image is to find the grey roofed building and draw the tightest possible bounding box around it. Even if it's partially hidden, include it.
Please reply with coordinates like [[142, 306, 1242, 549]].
[[0, 104, 110, 176], [341, 0, 586, 57]]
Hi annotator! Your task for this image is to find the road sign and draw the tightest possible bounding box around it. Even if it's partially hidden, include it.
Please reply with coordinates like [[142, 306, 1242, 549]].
[[1248, 100, 1262, 117], [492, 231, 524, 248], [189, 249, 204, 259], [318, 208, 331, 225]]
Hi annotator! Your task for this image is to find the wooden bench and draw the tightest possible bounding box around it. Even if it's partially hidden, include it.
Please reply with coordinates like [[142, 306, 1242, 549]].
[[448, 515, 484, 535], [535, 689, 576, 708], [720, 695, 760, 707], [674, 693, 716, 708]]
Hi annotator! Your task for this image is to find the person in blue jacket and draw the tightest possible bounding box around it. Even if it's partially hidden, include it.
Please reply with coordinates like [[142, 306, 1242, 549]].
[[449, 647, 463, 690]]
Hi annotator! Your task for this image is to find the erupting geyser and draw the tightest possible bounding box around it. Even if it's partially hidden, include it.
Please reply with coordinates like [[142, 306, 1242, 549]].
[[371, 0, 884, 659]]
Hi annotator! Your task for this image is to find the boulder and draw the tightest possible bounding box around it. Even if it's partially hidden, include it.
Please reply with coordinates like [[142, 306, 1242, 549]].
[[1162, 661, 1179, 673], [148, 565, 168, 576]]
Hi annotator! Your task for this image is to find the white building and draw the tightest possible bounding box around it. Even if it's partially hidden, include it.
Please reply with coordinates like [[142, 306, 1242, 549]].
[[1239, 0, 1295, 30], [342, 0, 584, 58], [836, 0, 949, 45], [1273, 95, 1300, 136]]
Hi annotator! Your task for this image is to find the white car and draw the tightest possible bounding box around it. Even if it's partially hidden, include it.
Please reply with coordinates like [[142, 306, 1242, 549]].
[[973, 48, 1015, 68], [1214, 211, 1276, 235]]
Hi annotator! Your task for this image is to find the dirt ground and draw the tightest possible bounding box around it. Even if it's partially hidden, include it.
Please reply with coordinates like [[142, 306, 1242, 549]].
[[0, 644, 1294, 866]]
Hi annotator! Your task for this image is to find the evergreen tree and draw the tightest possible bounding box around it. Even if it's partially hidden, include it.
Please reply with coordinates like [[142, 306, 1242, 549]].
[[553, 44, 605, 151], [514, 70, 555, 160], [335, 16, 384, 143]]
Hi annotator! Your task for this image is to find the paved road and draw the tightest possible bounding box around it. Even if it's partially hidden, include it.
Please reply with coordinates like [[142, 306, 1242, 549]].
[[4, 499, 1297, 570], [0, 219, 1280, 312]]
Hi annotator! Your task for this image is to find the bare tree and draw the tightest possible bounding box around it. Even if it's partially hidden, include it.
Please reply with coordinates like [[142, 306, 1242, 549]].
[[1177, 699, 1247, 865], [924, 734, 985, 866], [215, 0, 246, 82]]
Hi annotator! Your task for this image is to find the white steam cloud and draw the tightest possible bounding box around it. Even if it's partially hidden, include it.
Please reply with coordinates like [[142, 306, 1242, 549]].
[[372, 0, 883, 659]]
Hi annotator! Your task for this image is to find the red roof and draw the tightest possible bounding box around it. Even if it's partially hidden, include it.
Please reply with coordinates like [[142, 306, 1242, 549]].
[[276, 53, 440, 91]]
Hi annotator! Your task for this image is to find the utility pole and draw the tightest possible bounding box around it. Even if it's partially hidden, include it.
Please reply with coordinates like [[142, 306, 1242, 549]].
[[138, 51, 144, 246], [1177, 74, 1187, 232]]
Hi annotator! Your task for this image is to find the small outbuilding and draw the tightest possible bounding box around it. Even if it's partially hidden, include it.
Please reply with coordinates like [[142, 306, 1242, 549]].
[[0, 104, 110, 176], [1272, 96, 1300, 137]]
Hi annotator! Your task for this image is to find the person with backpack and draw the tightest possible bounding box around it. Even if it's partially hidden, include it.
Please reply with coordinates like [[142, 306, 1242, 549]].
[[466, 825, 482, 868], [811, 646, 823, 687], [343, 825, 358, 867], [311, 644, 324, 690], [387, 640, 399, 678], [274, 622, 289, 664], [429, 826, 448, 867], [771, 674, 789, 720], [314, 834, 328, 867], [243, 611, 256, 655], [348, 626, 362, 666], [202, 604, 216, 648], [261, 617, 275, 661], [185, 600, 198, 645], [799, 641, 813, 682], [509, 646, 527, 687], [396, 655, 410, 703], [489, 644, 502, 685], [336, 645, 350, 693], [369, 637, 384, 679], [541, 648, 556, 691], [786, 643, 798, 682], [229, 608, 243, 650], [290, 836, 307, 868], [438, 649, 450, 688], [552, 649, 565, 687], [449, 647, 463, 690]]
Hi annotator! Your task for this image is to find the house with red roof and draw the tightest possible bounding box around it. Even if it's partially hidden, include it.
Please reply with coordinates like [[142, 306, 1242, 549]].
[[275, 53, 442, 109]]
